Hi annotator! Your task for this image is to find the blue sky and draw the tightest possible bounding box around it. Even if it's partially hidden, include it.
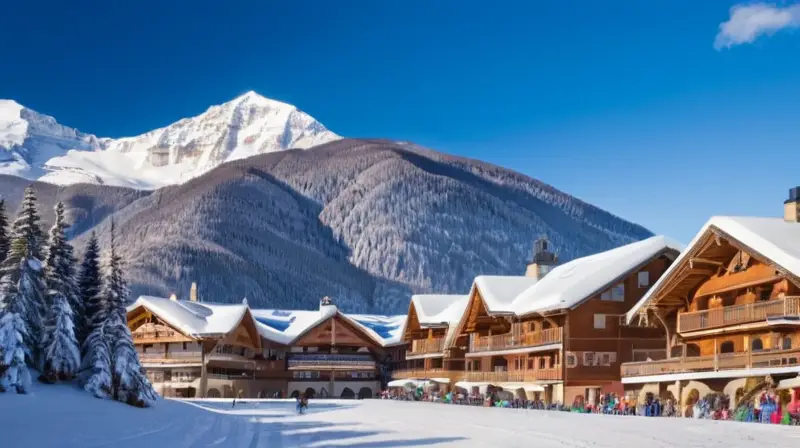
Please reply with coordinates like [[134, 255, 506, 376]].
[[2, 1, 799, 243]]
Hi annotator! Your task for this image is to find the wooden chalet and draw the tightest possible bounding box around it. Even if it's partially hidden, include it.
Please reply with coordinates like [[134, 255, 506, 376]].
[[621, 188, 800, 413], [127, 291, 406, 399], [435, 236, 679, 405], [393, 294, 470, 388]]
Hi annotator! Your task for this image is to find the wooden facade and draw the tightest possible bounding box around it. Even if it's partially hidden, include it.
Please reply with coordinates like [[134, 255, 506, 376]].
[[128, 301, 395, 399], [396, 247, 676, 406], [621, 224, 800, 411]]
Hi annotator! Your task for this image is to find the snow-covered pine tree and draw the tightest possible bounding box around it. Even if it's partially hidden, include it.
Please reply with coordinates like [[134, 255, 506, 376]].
[[79, 232, 102, 337], [0, 186, 46, 365], [0, 273, 33, 394], [43, 202, 83, 347], [80, 322, 111, 398], [40, 294, 80, 382], [101, 220, 127, 317], [0, 199, 9, 264], [0, 312, 32, 393], [81, 219, 155, 406], [107, 312, 156, 407]]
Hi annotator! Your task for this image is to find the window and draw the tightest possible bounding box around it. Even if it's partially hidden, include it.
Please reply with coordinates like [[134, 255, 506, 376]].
[[593, 314, 606, 329], [751, 338, 763, 352], [583, 352, 595, 366], [637, 271, 650, 288], [783, 337, 793, 350], [601, 353, 611, 366], [720, 341, 735, 354], [601, 283, 625, 301], [759, 285, 773, 301]]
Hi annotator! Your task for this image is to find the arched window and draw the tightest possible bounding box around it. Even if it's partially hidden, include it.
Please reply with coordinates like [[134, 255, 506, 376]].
[[751, 338, 763, 352], [720, 341, 735, 354], [686, 343, 701, 357], [783, 337, 793, 350]]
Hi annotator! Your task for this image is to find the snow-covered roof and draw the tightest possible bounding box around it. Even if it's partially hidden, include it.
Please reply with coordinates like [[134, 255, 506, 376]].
[[513, 236, 682, 316], [249, 306, 406, 347], [409, 294, 470, 349], [472, 276, 540, 313], [128, 296, 252, 339], [410, 294, 469, 327], [128, 296, 406, 348], [626, 217, 800, 323]]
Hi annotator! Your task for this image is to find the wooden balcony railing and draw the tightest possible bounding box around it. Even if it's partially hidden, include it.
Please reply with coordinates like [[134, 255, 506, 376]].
[[409, 338, 446, 355], [465, 367, 562, 383], [391, 368, 461, 380], [622, 347, 800, 377], [469, 327, 563, 353], [678, 296, 800, 333]]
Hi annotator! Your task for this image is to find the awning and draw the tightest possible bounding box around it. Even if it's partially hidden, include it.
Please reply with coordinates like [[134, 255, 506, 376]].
[[387, 379, 433, 388], [454, 381, 490, 393], [430, 377, 450, 384], [778, 375, 800, 390]]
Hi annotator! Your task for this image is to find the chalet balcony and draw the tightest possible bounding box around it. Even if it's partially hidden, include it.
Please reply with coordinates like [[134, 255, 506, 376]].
[[132, 329, 190, 344], [137, 351, 202, 362], [465, 367, 562, 383], [677, 296, 800, 333], [392, 368, 463, 381], [409, 338, 446, 356], [287, 354, 376, 370], [621, 346, 800, 377], [469, 327, 563, 354]]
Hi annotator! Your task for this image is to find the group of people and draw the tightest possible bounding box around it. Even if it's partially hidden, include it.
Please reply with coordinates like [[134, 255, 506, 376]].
[[382, 387, 799, 425]]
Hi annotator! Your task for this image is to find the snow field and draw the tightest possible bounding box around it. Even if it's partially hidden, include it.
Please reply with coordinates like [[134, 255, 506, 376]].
[[4, 381, 800, 448]]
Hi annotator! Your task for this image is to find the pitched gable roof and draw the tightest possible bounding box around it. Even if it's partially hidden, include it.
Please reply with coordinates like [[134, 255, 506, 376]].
[[626, 217, 800, 323], [128, 296, 253, 339], [513, 235, 682, 316]]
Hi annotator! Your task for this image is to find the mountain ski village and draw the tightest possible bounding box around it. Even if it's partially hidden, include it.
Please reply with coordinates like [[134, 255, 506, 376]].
[[2, 176, 800, 446]]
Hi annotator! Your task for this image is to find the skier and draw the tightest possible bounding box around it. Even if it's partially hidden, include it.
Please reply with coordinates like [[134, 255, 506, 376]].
[[297, 393, 308, 414]]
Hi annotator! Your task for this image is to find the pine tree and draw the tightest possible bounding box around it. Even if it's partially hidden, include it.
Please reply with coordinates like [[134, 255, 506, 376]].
[[107, 312, 156, 406], [0, 199, 9, 264], [40, 294, 80, 382], [0, 271, 33, 394], [0, 186, 46, 365], [80, 220, 155, 406], [43, 202, 83, 346], [80, 323, 111, 398], [10, 186, 45, 261], [101, 220, 128, 317], [0, 312, 32, 394], [79, 232, 102, 337]]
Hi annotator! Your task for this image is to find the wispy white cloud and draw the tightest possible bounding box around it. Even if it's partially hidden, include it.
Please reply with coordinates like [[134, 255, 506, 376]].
[[715, 3, 800, 49]]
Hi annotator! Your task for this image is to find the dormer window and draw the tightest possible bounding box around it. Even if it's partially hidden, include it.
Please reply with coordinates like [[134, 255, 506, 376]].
[[601, 283, 625, 301], [637, 271, 650, 288]]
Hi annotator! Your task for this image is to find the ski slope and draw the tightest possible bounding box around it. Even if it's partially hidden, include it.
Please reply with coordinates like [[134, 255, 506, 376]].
[[4, 382, 800, 447]]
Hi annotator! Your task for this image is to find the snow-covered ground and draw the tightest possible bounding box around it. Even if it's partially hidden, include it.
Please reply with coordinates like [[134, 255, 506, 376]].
[[4, 382, 800, 448]]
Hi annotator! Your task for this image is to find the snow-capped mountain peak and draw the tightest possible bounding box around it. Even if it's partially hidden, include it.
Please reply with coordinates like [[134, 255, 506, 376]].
[[0, 92, 340, 189], [1, 100, 102, 179]]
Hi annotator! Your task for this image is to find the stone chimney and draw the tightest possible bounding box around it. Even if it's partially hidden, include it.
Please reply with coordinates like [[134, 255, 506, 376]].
[[785, 187, 800, 223], [169, 293, 178, 301], [190, 282, 198, 302], [525, 236, 558, 280]]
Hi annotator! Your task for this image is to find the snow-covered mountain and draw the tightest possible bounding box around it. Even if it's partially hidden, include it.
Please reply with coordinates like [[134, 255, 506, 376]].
[[0, 92, 340, 188], [0, 99, 103, 179]]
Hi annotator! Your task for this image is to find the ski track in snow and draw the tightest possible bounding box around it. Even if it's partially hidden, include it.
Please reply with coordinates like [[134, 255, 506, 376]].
[[4, 384, 800, 448]]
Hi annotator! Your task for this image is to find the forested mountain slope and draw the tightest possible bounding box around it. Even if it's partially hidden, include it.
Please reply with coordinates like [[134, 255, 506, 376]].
[[0, 139, 652, 313]]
